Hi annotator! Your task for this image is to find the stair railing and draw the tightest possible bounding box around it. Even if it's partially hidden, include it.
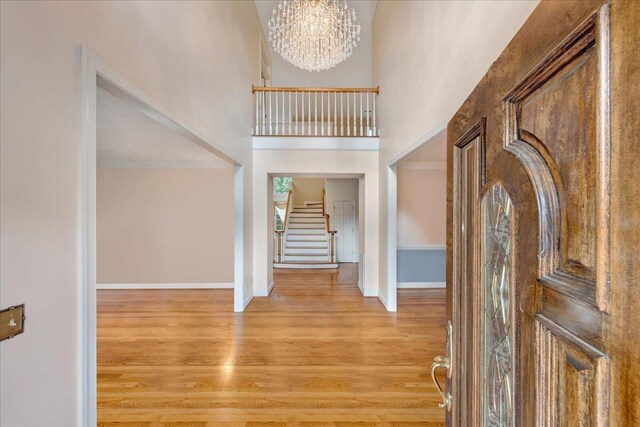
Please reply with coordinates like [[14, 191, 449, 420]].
[[252, 85, 380, 137], [325, 212, 337, 264], [274, 189, 293, 264]]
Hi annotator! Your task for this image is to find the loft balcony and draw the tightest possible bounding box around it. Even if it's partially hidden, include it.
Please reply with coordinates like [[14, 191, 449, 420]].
[[252, 86, 380, 150]]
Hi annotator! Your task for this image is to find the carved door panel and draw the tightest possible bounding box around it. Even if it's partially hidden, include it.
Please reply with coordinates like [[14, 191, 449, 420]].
[[446, 1, 640, 425]]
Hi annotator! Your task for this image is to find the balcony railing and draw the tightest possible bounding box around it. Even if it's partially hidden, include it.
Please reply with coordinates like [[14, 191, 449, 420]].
[[252, 86, 379, 137]]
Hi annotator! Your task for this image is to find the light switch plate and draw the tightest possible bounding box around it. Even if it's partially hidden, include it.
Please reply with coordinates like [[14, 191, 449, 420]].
[[0, 304, 25, 342]]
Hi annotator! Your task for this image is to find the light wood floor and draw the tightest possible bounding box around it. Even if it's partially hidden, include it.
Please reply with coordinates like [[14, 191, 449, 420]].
[[97, 264, 447, 426]]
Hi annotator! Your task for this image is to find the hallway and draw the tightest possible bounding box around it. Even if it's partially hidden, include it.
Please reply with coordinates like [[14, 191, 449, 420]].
[[97, 265, 446, 425]]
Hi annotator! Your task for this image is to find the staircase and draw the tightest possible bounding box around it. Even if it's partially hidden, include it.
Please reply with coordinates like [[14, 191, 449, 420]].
[[274, 201, 338, 269]]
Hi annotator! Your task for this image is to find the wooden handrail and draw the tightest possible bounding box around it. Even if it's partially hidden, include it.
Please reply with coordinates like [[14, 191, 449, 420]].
[[252, 84, 380, 94], [283, 189, 293, 229], [321, 188, 326, 216]]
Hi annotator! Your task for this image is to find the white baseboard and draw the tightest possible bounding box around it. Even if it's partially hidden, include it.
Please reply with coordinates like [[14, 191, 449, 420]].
[[397, 282, 446, 289], [268, 281, 275, 295], [97, 283, 234, 290]]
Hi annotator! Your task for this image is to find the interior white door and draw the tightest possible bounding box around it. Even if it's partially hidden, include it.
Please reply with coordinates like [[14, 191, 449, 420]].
[[333, 200, 356, 263]]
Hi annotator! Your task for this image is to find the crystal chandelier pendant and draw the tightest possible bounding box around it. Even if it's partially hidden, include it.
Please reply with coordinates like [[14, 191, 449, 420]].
[[268, 0, 362, 72]]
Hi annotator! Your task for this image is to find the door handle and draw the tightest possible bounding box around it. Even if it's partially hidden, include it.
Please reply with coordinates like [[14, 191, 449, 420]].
[[431, 355, 452, 410]]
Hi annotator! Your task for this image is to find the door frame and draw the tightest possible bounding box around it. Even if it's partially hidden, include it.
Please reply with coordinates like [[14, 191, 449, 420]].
[[79, 47, 247, 425]]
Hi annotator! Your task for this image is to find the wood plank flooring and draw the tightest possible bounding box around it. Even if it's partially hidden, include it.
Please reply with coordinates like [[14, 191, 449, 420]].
[[97, 264, 447, 426]]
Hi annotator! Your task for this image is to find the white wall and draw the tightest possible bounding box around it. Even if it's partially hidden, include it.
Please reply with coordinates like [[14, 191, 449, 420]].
[[97, 168, 235, 284], [373, 0, 539, 310], [253, 149, 379, 297], [396, 167, 446, 248], [292, 178, 325, 205], [373, 0, 539, 163], [0, 1, 261, 425], [255, 0, 375, 88]]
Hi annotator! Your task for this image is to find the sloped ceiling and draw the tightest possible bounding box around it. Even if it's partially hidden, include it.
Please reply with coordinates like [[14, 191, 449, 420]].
[[97, 87, 230, 168]]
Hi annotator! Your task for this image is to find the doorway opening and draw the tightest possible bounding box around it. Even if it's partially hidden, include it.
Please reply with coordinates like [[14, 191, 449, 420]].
[[80, 49, 246, 424], [270, 174, 363, 297]]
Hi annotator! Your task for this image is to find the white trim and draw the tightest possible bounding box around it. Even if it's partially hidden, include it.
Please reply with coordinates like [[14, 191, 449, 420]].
[[233, 165, 248, 312], [398, 282, 446, 289], [397, 161, 446, 170], [253, 136, 379, 151], [397, 245, 446, 251], [97, 283, 233, 290], [388, 119, 450, 166], [80, 47, 246, 427], [268, 281, 275, 295], [97, 161, 234, 169], [384, 165, 398, 312]]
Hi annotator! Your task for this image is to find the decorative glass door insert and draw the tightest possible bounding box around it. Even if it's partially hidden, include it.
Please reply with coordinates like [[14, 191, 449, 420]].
[[480, 184, 515, 426]]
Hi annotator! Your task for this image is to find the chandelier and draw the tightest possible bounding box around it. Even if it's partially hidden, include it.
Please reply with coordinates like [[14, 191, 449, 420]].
[[268, 0, 361, 72]]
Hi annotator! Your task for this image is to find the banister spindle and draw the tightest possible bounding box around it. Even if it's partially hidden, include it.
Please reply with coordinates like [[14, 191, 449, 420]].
[[366, 92, 370, 136], [282, 90, 285, 135], [327, 91, 331, 136], [321, 92, 324, 136], [308, 91, 311, 136], [341, 92, 344, 136], [360, 92, 363, 136], [301, 91, 305, 135], [334, 91, 338, 136], [314, 91, 318, 136], [373, 92, 377, 136], [288, 91, 292, 135], [347, 91, 350, 136], [295, 91, 299, 135], [269, 91, 272, 136], [275, 90, 279, 135]]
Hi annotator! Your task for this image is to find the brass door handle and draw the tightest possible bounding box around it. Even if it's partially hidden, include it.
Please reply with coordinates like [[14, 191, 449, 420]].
[[431, 355, 452, 410]]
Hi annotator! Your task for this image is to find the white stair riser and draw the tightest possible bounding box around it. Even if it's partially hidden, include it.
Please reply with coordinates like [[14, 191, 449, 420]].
[[285, 247, 329, 254], [292, 210, 322, 215], [287, 234, 327, 241], [290, 212, 323, 216], [288, 232, 326, 237], [289, 218, 325, 224], [284, 255, 330, 262], [289, 223, 325, 229], [286, 241, 327, 248]]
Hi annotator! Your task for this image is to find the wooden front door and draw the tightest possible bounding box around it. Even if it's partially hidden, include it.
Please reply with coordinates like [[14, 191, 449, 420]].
[[442, 1, 640, 425]]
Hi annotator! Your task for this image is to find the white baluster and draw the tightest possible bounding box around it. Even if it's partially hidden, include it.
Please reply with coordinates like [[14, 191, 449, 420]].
[[255, 91, 258, 135], [366, 92, 370, 136], [334, 91, 338, 136], [289, 91, 292, 135], [373, 93, 377, 136], [269, 91, 272, 135], [314, 91, 318, 136], [360, 92, 363, 136], [327, 92, 331, 136], [275, 90, 279, 135], [321, 92, 324, 136], [295, 91, 299, 135], [347, 91, 350, 136], [308, 91, 311, 135], [341, 92, 344, 136]]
